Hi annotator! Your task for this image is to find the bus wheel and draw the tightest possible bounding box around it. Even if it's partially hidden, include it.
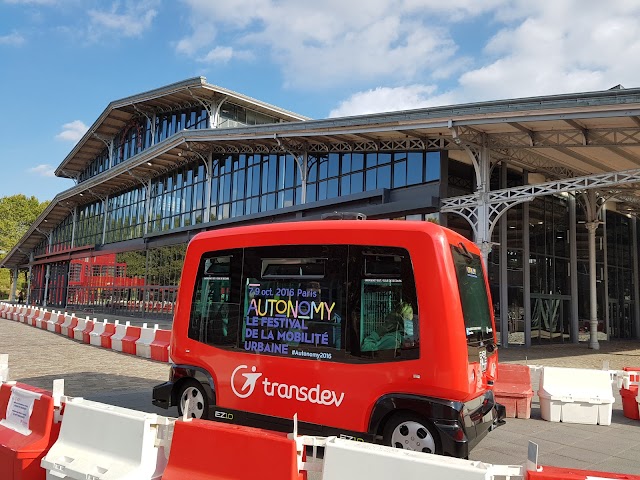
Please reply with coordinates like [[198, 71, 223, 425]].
[[177, 379, 209, 420], [383, 412, 440, 454]]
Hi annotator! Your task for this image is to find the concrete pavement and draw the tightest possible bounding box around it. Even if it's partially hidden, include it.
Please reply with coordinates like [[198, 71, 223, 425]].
[[2, 318, 640, 474]]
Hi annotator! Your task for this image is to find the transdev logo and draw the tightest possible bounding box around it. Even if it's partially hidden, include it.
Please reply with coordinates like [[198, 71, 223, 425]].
[[230, 365, 263, 398], [230, 364, 345, 407]]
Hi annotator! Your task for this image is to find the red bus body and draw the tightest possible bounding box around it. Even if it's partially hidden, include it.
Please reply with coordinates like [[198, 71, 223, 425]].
[[153, 220, 504, 457]]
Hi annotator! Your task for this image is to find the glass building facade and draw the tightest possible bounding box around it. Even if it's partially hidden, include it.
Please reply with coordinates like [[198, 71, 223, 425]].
[[29, 142, 442, 318]]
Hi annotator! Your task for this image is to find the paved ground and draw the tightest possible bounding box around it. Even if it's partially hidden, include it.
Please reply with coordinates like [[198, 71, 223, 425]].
[[2, 318, 640, 474]]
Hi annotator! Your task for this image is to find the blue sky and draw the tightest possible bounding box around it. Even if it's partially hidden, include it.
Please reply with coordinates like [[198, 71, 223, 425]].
[[1, 0, 640, 202]]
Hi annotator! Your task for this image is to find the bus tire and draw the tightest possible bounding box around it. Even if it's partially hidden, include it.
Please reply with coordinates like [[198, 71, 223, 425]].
[[177, 379, 209, 420], [382, 412, 440, 454]]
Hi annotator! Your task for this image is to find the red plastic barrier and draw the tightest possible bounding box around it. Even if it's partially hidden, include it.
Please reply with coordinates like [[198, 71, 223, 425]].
[[0, 382, 61, 480], [100, 323, 117, 349], [620, 367, 640, 421], [150, 330, 171, 362], [81, 320, 95, 344], [53, 314, 66, 334], [63, 317, 78, 338], [121, 326, 142, 355], [494, 363, 534, 419], [527, 465, 640, 479], [162, 420, 304, 480]]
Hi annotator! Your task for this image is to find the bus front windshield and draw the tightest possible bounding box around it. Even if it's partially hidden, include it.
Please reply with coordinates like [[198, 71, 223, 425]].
[[451, 244, 494, 345]]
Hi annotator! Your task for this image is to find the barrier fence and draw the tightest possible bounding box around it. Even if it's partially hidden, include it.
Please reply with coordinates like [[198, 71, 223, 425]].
[[0, 370, 637, 480], [0, 303, 170, 364]]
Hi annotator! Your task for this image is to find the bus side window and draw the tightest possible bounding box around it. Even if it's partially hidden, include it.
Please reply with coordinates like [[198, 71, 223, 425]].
[[188, 250, 243, 347], [348, 246, 419, 360]]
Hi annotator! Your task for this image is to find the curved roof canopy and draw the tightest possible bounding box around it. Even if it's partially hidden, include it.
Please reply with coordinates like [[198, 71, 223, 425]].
[[55, 76, 310, 179]]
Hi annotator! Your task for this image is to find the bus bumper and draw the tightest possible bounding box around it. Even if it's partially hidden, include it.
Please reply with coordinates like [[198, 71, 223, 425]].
[[152, 381, 173, 409], [433, 390, 505, 458]]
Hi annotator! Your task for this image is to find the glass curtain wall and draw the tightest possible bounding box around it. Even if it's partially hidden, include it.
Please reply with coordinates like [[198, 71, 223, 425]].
[[528, 195, 572, 343], [75, 200, 104, 247], [149, 162, 206, 233], [207, 150, 440, 221], [606, 211, 635, 338], [105, 186, 147, 243]]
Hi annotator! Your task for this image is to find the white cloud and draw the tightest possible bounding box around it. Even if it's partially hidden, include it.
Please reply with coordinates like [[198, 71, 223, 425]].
[[0, 31, 25, 46], [328, 1, 640, 116], [176, 0, 477, 88], [28, 164, 56, 178], [199, 46, 234, 63], [330, 85, 438, 117], [87, 0, 159, 38], [55, 120, 88, 142], [176, 1, 640, 116]]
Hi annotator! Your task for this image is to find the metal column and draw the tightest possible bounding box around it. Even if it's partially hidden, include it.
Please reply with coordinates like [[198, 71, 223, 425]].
[[144, 179, 152, 235], [43, 265, 50, 307], [204, 153, 212, 223], [499, 164, 509, 347], [101, 196, 109, 245], [569, 196, 579, 343], [523, 199, 532, 347], [602, 206, 609, 341], [633, 217, 640, 339], [70, 206, 77, 249]]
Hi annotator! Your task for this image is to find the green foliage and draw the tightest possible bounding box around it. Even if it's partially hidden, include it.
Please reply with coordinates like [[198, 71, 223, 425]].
[[0, 195, 49, 298]]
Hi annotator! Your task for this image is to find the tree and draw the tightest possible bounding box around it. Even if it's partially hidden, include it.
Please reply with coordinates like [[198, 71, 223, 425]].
[[0, 195, 50, 298]]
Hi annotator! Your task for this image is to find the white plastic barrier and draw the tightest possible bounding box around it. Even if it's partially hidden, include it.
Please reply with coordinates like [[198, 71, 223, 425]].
[[33, 308, 46, 326], [318, 437, 523, 480], [41, 397, 174, 480], [59, 314, 75, 337], [110, 321, 130, 352], [73, 317, 89, 341], [135, 324, 159, 359], [47, 311, 62, 332], [0, 354, 8, 382], [89, 320, 108, 346], [538, 366, 615, 425]]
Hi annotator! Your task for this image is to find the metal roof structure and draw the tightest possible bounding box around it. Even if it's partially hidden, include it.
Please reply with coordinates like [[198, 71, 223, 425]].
[[4, 84, 640, 269], [55, 76, 310, 179]]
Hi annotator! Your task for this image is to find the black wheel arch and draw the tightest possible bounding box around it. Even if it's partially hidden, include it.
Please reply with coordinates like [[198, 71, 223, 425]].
[[368, 393, 465, 436], [170, 364, 216, 408]]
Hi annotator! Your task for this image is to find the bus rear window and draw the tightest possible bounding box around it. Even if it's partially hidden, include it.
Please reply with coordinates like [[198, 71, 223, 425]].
[[451, 244, 494, 344]]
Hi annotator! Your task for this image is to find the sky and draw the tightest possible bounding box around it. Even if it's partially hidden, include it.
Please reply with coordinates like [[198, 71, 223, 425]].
[[2, 0, 640, 202]]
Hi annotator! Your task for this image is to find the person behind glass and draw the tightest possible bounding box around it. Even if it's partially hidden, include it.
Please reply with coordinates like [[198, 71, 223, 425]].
[[361, 312, 404, 352], [17, 291, 24, 304]]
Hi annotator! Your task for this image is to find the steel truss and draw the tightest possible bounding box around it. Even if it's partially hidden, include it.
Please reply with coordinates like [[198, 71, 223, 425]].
[[441, 167, 640, 245], [488, 127, 640, 149]]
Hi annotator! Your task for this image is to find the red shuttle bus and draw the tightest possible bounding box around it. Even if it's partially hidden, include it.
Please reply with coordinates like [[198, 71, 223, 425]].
[[153, 219, 505, 457]]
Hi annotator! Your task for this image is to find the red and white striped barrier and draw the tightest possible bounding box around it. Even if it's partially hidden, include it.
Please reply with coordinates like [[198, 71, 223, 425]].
[[80, 318, 96, 343], [2, 303, 171, 364], [110, 321, 129, 352], [135, 324, 159, 359]]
